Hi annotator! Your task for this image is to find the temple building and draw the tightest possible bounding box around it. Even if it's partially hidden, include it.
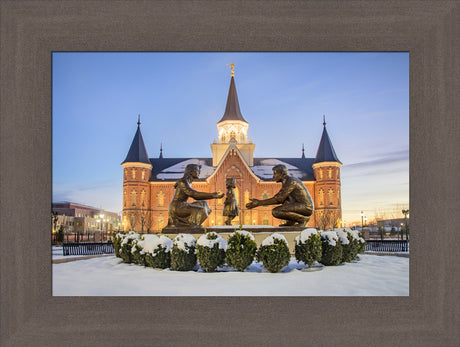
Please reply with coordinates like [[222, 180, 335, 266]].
[[121, 68, 342, 232]]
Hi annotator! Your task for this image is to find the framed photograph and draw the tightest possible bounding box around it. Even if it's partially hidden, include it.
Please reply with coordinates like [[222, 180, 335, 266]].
[[1, 1, 458, 345]]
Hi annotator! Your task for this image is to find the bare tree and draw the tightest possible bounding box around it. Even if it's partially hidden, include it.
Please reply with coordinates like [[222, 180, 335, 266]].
[[128, 211, 140, 231]]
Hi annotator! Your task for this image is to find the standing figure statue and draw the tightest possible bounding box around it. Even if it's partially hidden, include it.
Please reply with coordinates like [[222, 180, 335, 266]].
[[223, 178, 239, 225], [246, 164, 314, 227], [167, 164, 224, 227]]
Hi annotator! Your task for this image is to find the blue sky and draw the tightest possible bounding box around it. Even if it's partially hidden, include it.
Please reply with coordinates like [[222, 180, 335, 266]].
[[52, 52, 409, 225]]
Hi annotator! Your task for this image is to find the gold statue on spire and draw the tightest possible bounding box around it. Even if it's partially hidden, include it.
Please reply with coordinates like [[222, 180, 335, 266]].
[[226, 62, 235, 77]]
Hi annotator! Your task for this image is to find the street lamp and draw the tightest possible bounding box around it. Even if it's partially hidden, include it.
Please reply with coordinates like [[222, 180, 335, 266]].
[[360, 211, 364, 231], [402, 209, 409, 241]]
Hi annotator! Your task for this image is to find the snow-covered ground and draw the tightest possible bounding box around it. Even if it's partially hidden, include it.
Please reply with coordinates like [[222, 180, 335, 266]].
[[52, 252, 409, 296]]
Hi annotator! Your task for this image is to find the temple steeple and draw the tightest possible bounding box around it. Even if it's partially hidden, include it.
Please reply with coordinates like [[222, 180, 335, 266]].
[[122, 115, 151, 165], [211, 65, 255, 166]]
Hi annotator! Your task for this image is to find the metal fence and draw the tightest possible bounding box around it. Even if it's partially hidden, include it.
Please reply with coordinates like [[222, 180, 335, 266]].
[[365, 240, 409, 252], [62, 242, 114, 256]]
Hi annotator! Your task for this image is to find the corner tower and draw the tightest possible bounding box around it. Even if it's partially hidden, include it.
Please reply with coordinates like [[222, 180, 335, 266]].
[[121, 116, 152, 231], [312, 117, 342, 229], [211, 63, 255, 166]]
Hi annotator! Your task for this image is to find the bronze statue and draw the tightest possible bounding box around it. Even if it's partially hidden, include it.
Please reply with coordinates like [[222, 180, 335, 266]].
[[246, 164, 314, 227], [167, 164, 224, 227], [223, 178, 239, 225]]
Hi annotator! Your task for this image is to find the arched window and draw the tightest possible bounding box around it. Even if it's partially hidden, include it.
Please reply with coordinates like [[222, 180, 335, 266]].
[[328, 168, 332, 179], [217, 190, 223, 205], [240, 133, 244, 142], [234, 187, 239, 206], [244, 190, 250, 205], [328, 188, 334, 205], [131, 169, 136, 180], [319, 169, 323, 179], [230, 130, 236, 140], [142, 170, 145, 180], [141, 190, 146, 207], [319, 189, 324, 206], [157, 191, 165, 207], [123, 190, 127, 207], [221, 133, 226, 143], [131, 190, 137, 207]]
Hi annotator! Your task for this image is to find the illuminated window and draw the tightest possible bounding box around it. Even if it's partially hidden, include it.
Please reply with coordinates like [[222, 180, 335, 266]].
[[319, 189, 324, 206], [244, 190, 250, 205], [158, 217, 164, 230], [230, 130, 236, 140], [328, 168, 332, 179], [131, 169, 136, 180], [263, 215, 269, 225], [319, 169, 323, 179], [157, 191, 165, 207], [142, 170, 145, 180], [217, 190, 223, 205], [240, 133, 244, 142]]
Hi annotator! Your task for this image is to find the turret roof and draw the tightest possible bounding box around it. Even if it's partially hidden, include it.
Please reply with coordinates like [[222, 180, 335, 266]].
[[314, 119, 341, 164], [217, 76, 248, 123], [122, 117, 151, 165]]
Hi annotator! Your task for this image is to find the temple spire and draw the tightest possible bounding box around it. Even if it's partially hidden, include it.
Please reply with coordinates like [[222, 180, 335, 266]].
[[137, 114, 141, 126], [315, 118, 341, 164], [159, 143, 163, 159], [301, 143, 305, 159], [121, 116, 151, 164], [217, 68, 247, 124]]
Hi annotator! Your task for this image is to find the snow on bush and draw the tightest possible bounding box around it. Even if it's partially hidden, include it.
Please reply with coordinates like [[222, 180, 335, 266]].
[[130, 237, 145, 265], [118, 231, 140, 264], [336, 228, 363, 262], [294, 228, 322, 268], [256, 233, 291, 273], [320, 230, 343, 266], [143, 234, 173, 269], [226, 229, 257, 272], [196, 232, 227, 272], [170, 234, 197, 271]]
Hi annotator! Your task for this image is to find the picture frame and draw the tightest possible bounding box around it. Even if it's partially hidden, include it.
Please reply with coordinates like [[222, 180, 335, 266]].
[[1, 1, 458, 345]]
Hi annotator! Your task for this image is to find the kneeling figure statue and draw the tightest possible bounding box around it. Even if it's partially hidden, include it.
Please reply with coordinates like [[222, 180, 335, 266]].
[[246, 164, 314, 227], [167, 164, 224, 227]]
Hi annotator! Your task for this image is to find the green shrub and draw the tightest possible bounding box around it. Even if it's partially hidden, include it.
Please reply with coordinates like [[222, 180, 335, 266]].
[[196, 232, 227, 272], [119, 231, 140, 264], [170, 234, 197, 271], [336, 228, 356, 263], [113, 232, 125, 257], [225, 229, 257, 271], [256, 233, 291, 273], [130, 238, 145, 265], [320, 230, 343, 266], [294, 228, 322, 268], [357, 231, 367, 254], [143, 234, 173, 269]]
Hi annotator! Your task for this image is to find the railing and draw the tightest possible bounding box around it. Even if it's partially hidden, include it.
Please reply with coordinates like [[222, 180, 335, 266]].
[[62, 242, 114, 256], [365, 240, 409, 252]]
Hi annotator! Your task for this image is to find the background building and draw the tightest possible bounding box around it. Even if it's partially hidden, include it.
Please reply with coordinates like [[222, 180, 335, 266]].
[[52, 202, 121, 241], [122, 73, 342, 232]]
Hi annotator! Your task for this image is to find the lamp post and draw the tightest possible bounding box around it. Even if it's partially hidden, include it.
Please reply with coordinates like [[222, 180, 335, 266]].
[[360, 211, 364, 232], [100, 214, 104, 241]]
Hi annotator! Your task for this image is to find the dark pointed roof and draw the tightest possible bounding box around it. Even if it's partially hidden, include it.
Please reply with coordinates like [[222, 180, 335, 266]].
[[217, 76, 248, 123], [314, 118, 341, 164], [122, 117, 151, 165]]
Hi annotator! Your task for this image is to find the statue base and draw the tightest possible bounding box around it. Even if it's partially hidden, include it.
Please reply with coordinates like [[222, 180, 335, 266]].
[[161, 225, 307, 234]]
